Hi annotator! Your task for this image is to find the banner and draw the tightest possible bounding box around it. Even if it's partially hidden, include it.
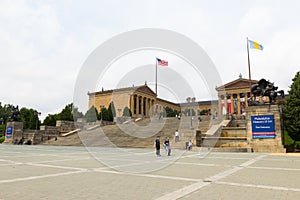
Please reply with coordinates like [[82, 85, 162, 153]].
[[251, 115, 275, 138], [5, 126, 13, 139]]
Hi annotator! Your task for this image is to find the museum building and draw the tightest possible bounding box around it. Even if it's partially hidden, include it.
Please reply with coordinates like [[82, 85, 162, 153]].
[[88, 77, 285, 118]]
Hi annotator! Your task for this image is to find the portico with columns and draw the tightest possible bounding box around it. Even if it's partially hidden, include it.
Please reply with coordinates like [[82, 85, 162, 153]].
[[88, 84, 180, 119], [216, 77, 258, 115]]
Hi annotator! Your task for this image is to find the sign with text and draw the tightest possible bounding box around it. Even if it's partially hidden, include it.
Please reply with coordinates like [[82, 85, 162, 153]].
[[5, 126, 13, 139], [251, 115, 275, 139]]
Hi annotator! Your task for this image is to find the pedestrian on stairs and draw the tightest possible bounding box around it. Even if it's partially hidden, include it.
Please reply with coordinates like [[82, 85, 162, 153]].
[[175, 130, 179, 143]]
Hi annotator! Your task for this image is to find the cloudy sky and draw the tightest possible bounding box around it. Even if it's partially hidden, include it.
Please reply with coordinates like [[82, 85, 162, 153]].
[[1, 0, 299, 120]]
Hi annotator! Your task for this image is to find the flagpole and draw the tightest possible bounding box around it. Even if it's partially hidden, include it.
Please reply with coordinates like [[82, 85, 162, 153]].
[[155, 57, 157, 96], [247, 37, 252, 98]]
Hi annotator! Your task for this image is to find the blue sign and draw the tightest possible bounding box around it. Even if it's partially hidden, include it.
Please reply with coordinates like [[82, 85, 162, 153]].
[[251, 115, 275, 139], [6, 126, 13, 139]]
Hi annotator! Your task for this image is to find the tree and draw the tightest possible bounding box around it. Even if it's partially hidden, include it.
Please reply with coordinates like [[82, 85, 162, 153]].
[[85, 106, 98, 122], [100, 107, 109, 121], [43, 114, 58, 126], [122, 106, 132, 117], [284, 71, 300, 143], [19, 107, 40, 129], [59, 103, 73, 121], [107, 102, 116, 122], [0, 103, 15, 123], [165, 106, 179, 117], [72, 106, 84, 121]]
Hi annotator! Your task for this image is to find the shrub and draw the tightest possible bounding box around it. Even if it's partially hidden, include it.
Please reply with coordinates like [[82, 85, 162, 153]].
[[0, 136, 5, 143]]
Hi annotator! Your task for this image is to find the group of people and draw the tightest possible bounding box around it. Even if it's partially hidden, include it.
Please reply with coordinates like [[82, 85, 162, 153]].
[[155, 136, 171, 156], [154, 130, 193, 157], [13, 138, 32, 145]]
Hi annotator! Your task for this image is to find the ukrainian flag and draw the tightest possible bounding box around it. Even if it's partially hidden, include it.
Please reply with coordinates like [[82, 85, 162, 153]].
[[248, 39, 263, 50]]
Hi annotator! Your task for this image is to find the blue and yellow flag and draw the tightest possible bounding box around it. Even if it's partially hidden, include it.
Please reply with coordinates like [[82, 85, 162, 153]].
[[248, 39, 263, 50]]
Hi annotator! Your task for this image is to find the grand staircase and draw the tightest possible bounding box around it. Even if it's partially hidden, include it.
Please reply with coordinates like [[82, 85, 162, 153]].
[[44, 116, 215, 149]]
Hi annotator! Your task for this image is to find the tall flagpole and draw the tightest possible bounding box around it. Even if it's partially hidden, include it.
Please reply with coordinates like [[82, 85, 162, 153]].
[[155, 57, 157, 96], [247, 37, 252, 98]]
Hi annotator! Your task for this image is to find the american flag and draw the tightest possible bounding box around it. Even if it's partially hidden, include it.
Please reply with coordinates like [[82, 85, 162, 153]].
[[157, 58, 168, 66]]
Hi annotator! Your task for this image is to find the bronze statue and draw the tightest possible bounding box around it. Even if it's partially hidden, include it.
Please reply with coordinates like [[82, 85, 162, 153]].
[[11, 105, 21, 121], [250, 79, 284, 105]]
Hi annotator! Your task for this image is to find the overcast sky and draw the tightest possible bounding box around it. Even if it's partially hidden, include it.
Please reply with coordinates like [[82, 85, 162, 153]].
[[1, 0, 299, 120]]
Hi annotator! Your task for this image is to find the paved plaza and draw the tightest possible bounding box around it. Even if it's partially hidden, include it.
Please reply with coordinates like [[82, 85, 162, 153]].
[[0, 145, 299, 200]]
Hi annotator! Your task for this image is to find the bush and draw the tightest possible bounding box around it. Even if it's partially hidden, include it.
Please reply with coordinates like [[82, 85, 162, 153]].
[[0, 124, 6, 136], [0, 136, 5, 143]]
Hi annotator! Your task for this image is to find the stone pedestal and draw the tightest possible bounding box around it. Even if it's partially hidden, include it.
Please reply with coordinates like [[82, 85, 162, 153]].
[[4, 122, 24, 144], [245, 105, 285, 153]]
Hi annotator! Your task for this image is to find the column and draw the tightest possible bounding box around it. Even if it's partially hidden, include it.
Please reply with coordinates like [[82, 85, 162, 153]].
[[146, 98, 150, 117], [237, 93, 241, 114], [218, 95, 222, 116], [136, 96, 139, 116], [230, 94, 234, 114], [224, 95, 228, 114], [141, 97, 145, 116], [130, 95, 134, 115], [245, 93, 248, 108]]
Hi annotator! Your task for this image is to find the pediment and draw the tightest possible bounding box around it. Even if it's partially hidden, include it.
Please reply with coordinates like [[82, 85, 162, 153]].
[[216, 78, 258, 91], [136, 85, 157, 96]]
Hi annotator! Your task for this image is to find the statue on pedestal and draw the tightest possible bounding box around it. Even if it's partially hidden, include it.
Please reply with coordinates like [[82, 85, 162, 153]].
[[249, 79, 284, 106], [11, 105, 21, 121]]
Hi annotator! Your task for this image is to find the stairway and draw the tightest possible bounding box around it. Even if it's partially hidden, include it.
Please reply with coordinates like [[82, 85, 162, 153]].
[[44, 116, 214, 149]]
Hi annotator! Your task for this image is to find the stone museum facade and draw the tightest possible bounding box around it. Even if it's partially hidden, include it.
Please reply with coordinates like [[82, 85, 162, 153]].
[[88, 85, 180, 118], [88, 84, 217, 118], [88, 77, 286, 118]]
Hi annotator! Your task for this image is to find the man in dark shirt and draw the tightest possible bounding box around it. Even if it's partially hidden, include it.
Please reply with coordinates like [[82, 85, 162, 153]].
[[155, 136, 161, 156]]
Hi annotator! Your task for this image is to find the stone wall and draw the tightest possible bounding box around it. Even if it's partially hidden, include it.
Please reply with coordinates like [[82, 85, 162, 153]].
[[56, 120, 82, 133]]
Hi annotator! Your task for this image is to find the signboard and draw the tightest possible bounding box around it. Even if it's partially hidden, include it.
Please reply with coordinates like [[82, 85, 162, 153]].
[[251, 115, 275, 139], [5, 126, 13, 139]]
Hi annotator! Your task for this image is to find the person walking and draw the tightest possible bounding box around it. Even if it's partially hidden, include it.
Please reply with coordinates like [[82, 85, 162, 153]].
[[175, 130, 179, 142], [155, 136, 161, 157], [188, 140, 193, 150], [164, 137, 171, 156]]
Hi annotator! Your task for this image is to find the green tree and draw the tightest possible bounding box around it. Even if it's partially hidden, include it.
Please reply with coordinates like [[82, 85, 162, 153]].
[[122, 106, 132, 117], [0, 103, 14, 123], [107, 102, 116, 122], [72, 105, 84, 121], [59, 103, 73, 121], [100, 107, 109, 121], [85, 106, 98, 122], [165, 107, 179, 117], [43, 114, 58, 126], [284, 71, 300, 143], [19, 107, 40, 129]]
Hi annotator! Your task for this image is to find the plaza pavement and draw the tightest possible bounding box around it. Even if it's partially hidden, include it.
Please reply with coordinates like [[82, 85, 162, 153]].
[[0, 145, 299, 200]]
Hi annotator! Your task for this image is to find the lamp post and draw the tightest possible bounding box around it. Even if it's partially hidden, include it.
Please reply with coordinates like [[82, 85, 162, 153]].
[[34, 111, 41, 142], [34, 111, 41, 132], [187, 97, 195, 129]]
